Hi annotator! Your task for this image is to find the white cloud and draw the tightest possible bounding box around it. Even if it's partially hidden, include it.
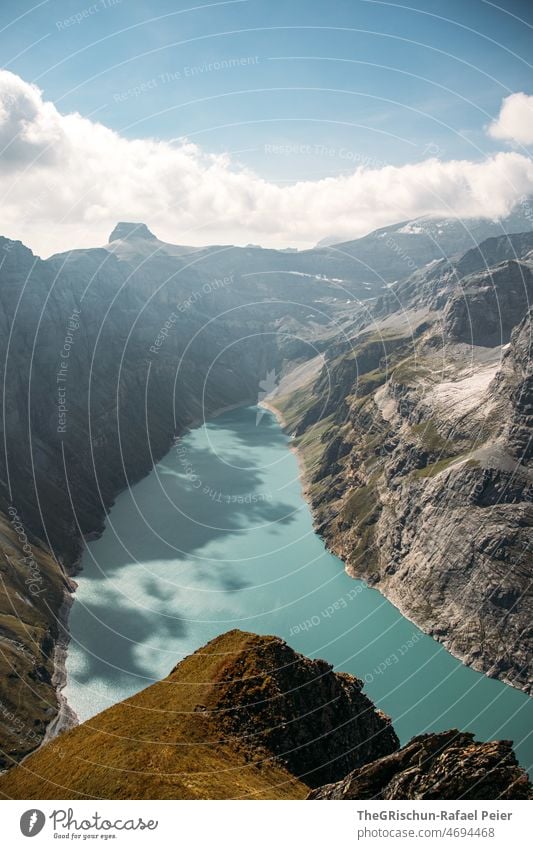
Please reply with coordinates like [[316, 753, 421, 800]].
[[1, 71, 533, 256], [488, 92, 533, 146]]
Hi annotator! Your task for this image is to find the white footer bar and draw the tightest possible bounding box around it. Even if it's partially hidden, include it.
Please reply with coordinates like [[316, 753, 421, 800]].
[[2, 799, 530, 848]]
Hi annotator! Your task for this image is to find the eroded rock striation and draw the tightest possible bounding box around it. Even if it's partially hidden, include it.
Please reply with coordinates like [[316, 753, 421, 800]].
[[308, 730, 533, 800], [272, 234, 533, 695]]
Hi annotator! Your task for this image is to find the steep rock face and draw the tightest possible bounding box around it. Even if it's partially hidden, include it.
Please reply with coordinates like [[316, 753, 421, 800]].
[[273, 265, 533, 693], [492, 311, 533, 463], [308, 731, 532, 800], [0, 512, 72, 769], [205, 633, 399, 787], [454, 230, 533, 278], [443, 260, 533, 346], [0, 630, 397, 799]]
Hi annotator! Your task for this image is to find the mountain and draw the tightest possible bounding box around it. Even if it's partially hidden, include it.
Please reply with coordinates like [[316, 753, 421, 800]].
[[0, 235, 312, 760], [0, 222, 376, 768], [2, 630, 529, 801], [0, 214, 531, 774], [375, 229, 533, 318], [314, 203, 533, 281], [0, 630, 398, 799], [108, 222, 158, 242], [268, 232, 533, 695], [105, 221, 198, 259]]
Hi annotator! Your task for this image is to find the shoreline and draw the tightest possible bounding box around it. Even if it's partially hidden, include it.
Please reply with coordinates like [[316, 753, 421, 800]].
[[41, 396, 258, 752], [258, 399, 313, 504], [260, 403, 532, 699], [43, 588, 79, 743]]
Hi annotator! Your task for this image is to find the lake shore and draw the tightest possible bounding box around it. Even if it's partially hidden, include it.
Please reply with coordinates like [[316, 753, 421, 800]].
[[50, 405, 533, 776], [258, 399, 313, 503]]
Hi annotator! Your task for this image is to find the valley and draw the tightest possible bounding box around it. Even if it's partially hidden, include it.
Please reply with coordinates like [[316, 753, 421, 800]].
[[62, 406, 533, 774], [0, 210, 532, 797]]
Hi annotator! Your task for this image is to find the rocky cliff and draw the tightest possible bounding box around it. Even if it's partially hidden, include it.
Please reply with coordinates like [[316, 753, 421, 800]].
[[309, 730, 532, 800], [0, 630, 398, 799], [271, 235, 533, 695]]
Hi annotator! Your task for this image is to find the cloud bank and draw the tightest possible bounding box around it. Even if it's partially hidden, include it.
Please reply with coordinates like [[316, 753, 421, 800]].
[[1, 71, 533, 256], [488, 92, 533, 146]]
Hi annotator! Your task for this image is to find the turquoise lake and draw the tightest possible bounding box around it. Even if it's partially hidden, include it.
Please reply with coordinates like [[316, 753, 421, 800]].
[[64, 406, 533, 773]]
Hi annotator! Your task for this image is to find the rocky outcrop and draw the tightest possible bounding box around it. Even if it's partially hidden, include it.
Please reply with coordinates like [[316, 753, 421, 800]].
[[454, 230, 533, 278], [443, 260, 533, 346], [308, 731, 532, 800], [492, 310, 533, 463], [0, 511, 73, 769], [205, 632, 399, 787], [0, 630, 398, 799], [108, 221, 158, 242]]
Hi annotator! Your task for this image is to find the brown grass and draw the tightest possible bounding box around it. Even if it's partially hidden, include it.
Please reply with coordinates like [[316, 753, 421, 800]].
[[0, 630, 308, 800]]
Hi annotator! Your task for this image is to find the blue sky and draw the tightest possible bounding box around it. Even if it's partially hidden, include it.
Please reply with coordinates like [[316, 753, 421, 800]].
[[2, 0, 532, 180], [0, 0, 532, 253]]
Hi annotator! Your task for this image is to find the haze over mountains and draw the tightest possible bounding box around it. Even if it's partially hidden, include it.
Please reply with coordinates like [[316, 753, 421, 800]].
[[73, 199, 533, 291], [0, 203, 532, 796]]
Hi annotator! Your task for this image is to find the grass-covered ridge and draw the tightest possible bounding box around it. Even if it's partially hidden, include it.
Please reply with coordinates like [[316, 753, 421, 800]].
[[0, 629, 398, 800], [0, 630, 309, 800]]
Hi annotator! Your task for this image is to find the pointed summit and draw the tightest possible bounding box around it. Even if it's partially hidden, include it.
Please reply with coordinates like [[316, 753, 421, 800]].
[[108, 222, 157, 243]]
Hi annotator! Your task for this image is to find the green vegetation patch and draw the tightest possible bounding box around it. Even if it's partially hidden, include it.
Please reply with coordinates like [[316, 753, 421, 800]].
[[292, 415, 335, 477], [342, 483, 380, 525], [355, 368, 388, 396], [392, 358, 431, 386], [412, 454, 480, 479], [274, 382, 316, 431], [410, 419, 451, 453]]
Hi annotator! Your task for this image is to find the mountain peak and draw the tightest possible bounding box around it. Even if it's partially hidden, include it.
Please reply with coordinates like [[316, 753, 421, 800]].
[[108, 222, 157, 243], [0, 629, 398, 798]]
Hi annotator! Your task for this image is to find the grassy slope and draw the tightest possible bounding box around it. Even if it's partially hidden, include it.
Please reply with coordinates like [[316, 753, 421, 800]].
[[0, 630, 308, 800]]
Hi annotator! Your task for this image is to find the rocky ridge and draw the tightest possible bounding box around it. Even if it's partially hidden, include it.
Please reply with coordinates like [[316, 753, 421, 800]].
[[0, 630, 398, 799], [2, 631, 529, 800], [309, 731, 532, 800]]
